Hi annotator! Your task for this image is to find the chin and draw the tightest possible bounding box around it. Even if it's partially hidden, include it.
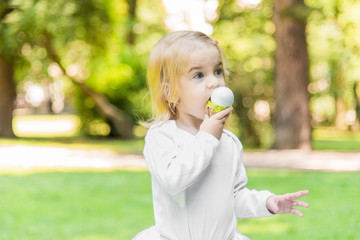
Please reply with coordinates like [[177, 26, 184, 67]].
[[195, 114, 205, 122]]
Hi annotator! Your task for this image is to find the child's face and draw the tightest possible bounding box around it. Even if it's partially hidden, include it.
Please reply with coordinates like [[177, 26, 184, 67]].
[[176, 44, 225, 123]]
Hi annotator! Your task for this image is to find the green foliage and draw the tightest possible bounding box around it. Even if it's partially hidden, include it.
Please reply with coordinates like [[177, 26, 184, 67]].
[[2, 0, 164, 137], [1, 0, 113, 108], [280, 2, 312, 24], [214, 0, 360, 146], [73, 0, 165, 136], [306, 0, 360, 128], [3, 0, 360, 142], [1, 0, 110, 54], [214, 0, 276, 147]]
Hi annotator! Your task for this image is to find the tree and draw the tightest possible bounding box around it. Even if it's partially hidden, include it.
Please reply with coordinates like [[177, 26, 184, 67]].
[[272, 0, 312, 149], [0, 56, 15, 137], [0, 2, 16, 137], [42, 32, 134, 138], [0, 0, 140, 138]]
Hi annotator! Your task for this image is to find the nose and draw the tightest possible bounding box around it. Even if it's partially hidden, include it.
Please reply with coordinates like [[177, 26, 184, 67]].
[[207, 76, 225, 89]]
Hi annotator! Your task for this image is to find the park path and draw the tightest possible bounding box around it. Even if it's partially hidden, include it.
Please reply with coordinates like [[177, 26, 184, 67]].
[[0, 144, 359, 172]]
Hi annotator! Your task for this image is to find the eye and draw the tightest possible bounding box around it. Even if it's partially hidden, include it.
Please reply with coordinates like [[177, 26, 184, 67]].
[[215, 69, 223, 76], [194, 72, 204, 79]]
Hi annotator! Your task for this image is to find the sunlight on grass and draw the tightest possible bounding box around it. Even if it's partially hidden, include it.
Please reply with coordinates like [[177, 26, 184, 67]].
[[13, 115, 81, 137], [74, 234, 114, 240], [7, 115, 146, 154], [7, 115, 360, 152], [312, 127, 360, 151], [239, 218, 290, 234], [313, 127, 360, 140]]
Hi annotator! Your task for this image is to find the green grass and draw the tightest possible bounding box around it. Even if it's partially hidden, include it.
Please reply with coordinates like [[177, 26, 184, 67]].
[[312, 128, 360, 151], [312, 139, 360, 151], [0, 170, 359, 240], [0, 171, 153, 240], [239, 170, 360, 239]]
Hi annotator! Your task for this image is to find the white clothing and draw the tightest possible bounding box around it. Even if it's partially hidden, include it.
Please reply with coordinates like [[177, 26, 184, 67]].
[[133, 226, 250, 240], [134, 120, 274, 240]]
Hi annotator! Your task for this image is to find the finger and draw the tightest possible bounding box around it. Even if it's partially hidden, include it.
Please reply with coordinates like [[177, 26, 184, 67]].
[[287, 190, 309, 200], [293, 200, 309, 208], [222, 111, 231, 120], [204, 113, 210, 121], [291, 208, 304, 217], [206, 107, 210, 117], [213, 108, 231, 119], [219, 113, 231, 124], [212, 107, 232, 119], [296, 190, 310, 197]]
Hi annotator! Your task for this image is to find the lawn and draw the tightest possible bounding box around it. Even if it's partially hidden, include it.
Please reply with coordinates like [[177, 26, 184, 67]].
[[312, 127, 360, 151], [1, 116, 359, 239], [0, 170, 359, 240], [0, 171, 153, 240]]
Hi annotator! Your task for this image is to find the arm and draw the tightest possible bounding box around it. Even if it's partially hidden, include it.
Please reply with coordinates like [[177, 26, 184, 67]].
[[144, 108, 232, 195], [144, 128, 219, 195], [233, 145, 275, 218]]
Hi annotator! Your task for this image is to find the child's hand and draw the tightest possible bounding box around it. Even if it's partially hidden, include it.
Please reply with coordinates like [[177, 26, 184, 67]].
[[266, 190, 309, 217], [200, 107, 232, 140]]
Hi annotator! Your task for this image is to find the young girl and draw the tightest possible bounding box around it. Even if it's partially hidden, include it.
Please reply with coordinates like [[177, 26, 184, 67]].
[[133, 31, 309, 240]]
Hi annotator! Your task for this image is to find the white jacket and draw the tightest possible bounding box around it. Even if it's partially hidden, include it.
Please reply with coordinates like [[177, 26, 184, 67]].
[[140, 120, 274, 240]]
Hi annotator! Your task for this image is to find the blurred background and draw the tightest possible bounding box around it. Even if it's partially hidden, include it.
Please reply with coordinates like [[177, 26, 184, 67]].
[[0, 0, 359, 239], [0, 0, 359, 149]]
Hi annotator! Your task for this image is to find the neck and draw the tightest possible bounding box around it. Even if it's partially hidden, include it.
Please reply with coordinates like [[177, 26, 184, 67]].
[[175, 115, 202, 135]]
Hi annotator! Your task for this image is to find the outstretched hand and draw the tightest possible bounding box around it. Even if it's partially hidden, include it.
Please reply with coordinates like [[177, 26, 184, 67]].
[[266, 190, 309, 217]]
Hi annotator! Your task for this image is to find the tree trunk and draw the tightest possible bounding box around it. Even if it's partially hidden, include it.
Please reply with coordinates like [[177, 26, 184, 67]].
[[0, 56, 16, 137], [75, 82, 134, 138], [353, 81, 360, 130], [273, 0, 311, 149]]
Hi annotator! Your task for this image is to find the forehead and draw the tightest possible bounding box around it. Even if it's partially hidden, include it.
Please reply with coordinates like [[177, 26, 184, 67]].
[[185, 45, 222, 70]]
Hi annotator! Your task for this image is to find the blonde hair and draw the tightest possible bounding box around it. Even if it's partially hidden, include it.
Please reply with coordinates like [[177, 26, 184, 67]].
[[146, 31, 227, 125]]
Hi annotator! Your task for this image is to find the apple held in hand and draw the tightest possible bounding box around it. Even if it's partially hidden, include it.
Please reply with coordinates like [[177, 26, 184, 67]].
[[206, 87, 234, 115]]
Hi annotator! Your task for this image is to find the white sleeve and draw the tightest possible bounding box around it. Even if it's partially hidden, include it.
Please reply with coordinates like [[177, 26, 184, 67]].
[[233, 145, 275, 219], [144, 129, 219, 195]]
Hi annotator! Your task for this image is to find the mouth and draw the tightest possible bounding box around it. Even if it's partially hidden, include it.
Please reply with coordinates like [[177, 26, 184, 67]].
[[205, 98, 211, 116], [206, 97, 211, 108]]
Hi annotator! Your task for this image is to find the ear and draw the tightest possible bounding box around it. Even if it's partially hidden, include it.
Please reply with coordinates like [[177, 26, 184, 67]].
[[163, 83, 173, 101], [163, 83, 180, 103]]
